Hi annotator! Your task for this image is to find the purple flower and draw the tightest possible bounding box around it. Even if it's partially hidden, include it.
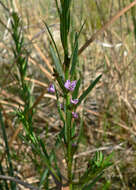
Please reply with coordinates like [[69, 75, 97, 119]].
[[60, 103, 64, 110], [72, 143, 77, 147], [47, 84, 55, 93], [72, 112, 78, 119], [64, 80, 77, 91], [71, 98, 78, 105]]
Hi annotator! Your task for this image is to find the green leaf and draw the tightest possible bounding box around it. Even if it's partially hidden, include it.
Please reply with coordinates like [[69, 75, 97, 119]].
[[38, 143, 60, 183], [71, 121, 76, 138], [39, 168, 49, 188], [55, 127, 66, 148], [18, 114, 61, 184], [55, 0, 61, 16], [77, 74, 102, 106], [102, 152, 114, 168], [39, 151, 57, 188], [0, 162, 9, 190], [50, 45, 64, 78], [70, 21, 86, 78], [79, 150, 112, 187], [94, 151, 104, 167], [70, 33, 78, 78], [52, 151, 62, 182], [101, 181, 111, 190], [59, 0, 72, 55], [55, 86, 65, 123], [38, 138, 50, 160], [44, 21, 62, 65], [65, 110, 72, 143], [0, 110, 16, 190], [72, 79, 81, 99], [76, 117, 84, 145], [82, 172, 104, 190], [54, 71, 66, 92]]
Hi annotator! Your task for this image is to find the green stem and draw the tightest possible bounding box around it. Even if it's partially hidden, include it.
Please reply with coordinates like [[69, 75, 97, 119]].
[[65, 95, 73, 188], [64, 55, 70, 80]]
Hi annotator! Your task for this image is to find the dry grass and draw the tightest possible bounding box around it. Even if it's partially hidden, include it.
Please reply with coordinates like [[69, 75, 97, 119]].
[[0, 0, 136, 189]]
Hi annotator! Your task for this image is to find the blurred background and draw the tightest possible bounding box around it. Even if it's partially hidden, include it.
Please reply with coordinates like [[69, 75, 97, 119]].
[[0, 0, 136, 189]]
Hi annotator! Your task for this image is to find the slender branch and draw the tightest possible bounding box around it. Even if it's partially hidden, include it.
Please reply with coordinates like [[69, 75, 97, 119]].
[[0, 18, 12, 34], [78, 0, 136, 55], [74, 143, 124, 159], [0, 175, 40, 190], [0, 1, 10, 12]]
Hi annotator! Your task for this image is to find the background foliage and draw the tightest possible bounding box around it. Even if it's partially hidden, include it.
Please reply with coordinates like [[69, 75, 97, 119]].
[[0, 0, 136, 189]]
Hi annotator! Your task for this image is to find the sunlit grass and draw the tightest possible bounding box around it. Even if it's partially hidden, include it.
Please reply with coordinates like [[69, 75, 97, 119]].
[[0, 0, 136, 189]]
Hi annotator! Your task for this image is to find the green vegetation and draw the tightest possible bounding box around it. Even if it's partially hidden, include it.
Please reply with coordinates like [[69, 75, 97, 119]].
[[0, 0, 136, 189]]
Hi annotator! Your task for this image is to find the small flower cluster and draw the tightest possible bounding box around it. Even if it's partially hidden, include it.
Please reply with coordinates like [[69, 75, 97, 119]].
[[47, 84, 55, 93], [71, 98, 78, 105], [48, 80, 79, 118], [64, 80, 77, 91], [72, 112, 78, 119]]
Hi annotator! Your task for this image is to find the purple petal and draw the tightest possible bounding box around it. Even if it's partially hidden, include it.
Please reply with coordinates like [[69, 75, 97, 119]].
[[70, 80, 77, 91], [71, 98, 79, 105], [72, 143, 77, 147], [64, 80, 71, 90], [60, 103, 64, 110], [64, 80, 77, 91], [72, 112, 78, 119], [48, 84, 55, 93]]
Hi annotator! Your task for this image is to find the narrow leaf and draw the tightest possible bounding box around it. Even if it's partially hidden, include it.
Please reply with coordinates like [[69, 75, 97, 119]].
[[52, 151, 62, 182], [55, 127, 66, 148], [39, 151, 55, 188], [55, 0, 61, 16], [65, 110, 72, 143], [39, 169, 49, 187], [56, 88, 65, 123], [44, 21, 62, 65], [50, 45, 64, 78], [70, 21, 85, 78], [0, 110, 16, 190], [70, 33, 78, 78], [77, 74, 102, 106], [72, 79, 81, 99], [0, 163, 9, 190], [82, 172, 104, 190]]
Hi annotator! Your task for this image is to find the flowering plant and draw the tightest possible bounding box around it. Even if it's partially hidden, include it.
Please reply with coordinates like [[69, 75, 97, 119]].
[[47, 84, 55, 93], [44, 0, 113, 189], [64, 80, 77, 91], [8, 1, 113, 190]]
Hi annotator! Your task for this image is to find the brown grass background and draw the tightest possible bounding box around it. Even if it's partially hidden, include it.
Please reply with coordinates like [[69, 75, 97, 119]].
[[0, 0, 136, 189]]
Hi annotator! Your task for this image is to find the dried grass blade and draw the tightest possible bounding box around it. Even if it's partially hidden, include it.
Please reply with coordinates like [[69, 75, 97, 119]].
[[78, 0, 136, 55]]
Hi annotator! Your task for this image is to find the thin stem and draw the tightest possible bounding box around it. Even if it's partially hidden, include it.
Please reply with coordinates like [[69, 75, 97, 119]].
[[78, 0, 136, 55], [65, 95, 73, 188], [0, 175, 39, 190]]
